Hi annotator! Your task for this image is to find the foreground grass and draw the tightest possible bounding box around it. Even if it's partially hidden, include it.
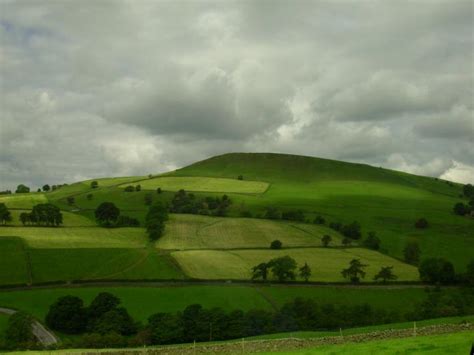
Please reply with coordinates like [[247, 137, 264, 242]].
[[262, 331, 474, 354], [122, 176, 269, 194], [173, 247, 419, 282]]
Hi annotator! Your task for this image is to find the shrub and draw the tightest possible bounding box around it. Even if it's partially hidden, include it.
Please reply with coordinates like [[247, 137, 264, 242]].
[[237, 175, 243, 180], [124, 185, 135, 192], [15, 184, 30, 193], [90, 181, 98, 189], [264, 206, 281, 220], [341, 221, 362, 239], [270, 240, 282, 249], [453, 202, 469, 216], [419, 258, 456, 284], [46, 296, 87, 334], [4, 312, 37, 350], [363, 231, 381, 250]]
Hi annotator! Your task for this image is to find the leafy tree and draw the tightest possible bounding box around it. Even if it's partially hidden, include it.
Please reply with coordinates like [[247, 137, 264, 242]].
[[463, 183, 474, 198], [341, 259, 367, 283], [270, 240, 282, 249], [156, 187, 162, 194], [313, 216, 325, 225], [146, 201, 169, 240], [90, 181, 99, 189], [404, 242, 421, 265], [148, 312, 183, 344], [373, 266, 397, 283], [92, 308, 137, 336], [321, 235, 332, 247], [415, 218, 428, 229], [268, 256, 297, 282], [124, 185, 135, 192], [453, 202, 469, 216], [342, 237, 352, 247], [299, 262, 312, 282], [0, 202, 12, 225], [363, 231, 381, 250], [95, 202, 120, 227], [46, 296, 87, 334], [116, 215, 140, 227], [15, 184, 30, 193], [67, 196, 75, 205], [281, 209, 305, 222], [4, 312, 36, 350], [251, 262, 269, 281], [135, 184, 141, 192], [341, 221, 361, 239], [30, 203, 63, 226], [20, 212, 29, 226], [237, 175, 243, 180], [88, 292, 121, 321], [419, 258, 456, 284], [42, 184, 50, 192]]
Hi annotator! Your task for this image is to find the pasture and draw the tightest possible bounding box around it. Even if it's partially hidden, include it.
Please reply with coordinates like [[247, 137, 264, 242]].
[[121, 176, 269, 194], [0, 193, 47, 209], [157, 214, 341, 250], [0, 238, 30, 286], [172, 247, 419, 282]]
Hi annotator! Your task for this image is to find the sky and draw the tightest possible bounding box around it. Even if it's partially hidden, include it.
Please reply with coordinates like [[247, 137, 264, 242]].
[[0, 0, 473, 190]]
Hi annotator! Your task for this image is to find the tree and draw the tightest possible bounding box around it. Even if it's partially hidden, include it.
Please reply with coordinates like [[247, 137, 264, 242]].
[[92, 308, 137, 336], [15, 184, 30, 193], [341, 259, 367, 283], [342, 237, 352, 247], [95, 202, 120, 227], [30, 203, 63, 226], [88, 292, 121, 321], [321, 235, 332, 247], [314, 216, 325, 225], [145, 201, 169, 241], [251, 262, 270, 281], [299, 263, 312, 282], [42, 184, 50, 192], [404, 242, 421, 265], [373, 266, 397, 283], [4, 312, 37, 350], [270, 240, 282, 249], [67, 196, 75, 205], [463, 184, 474, 198], [156, 187, 162, 194], [268, 256, 297, 282], [237, 175, 243, 180], [20, 212, 29, 226], [363, 231, 381, 250], [341, 221, 362, 239], [415, 218, 428, 229], [0, 203, 12, 225], [419, 258, 456, 284], [135, 184, 141, 192], [148, 312, 183, 344], [144, 193, 153, 206], [90, 181, 99, 189], [453, 202, 469, 216], [46, 296, 87, 334]]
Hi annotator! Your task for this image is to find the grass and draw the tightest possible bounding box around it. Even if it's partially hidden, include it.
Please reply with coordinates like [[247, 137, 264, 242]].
[[0, 286, 272, 322], [0, 193, 47, 209], [0, 226, 147, 249], [172, 247, 419, 282], [157, 214, 342, 250], [0, 237, 30, 286], [262, 331, 474, 354], [122, 176, 269, 194]]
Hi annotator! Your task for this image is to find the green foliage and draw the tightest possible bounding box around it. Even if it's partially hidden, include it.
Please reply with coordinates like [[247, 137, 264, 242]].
[[281, 209, 305, 222], [19, 203, 63, 226], [268, 256, 297, 282], [0, 203, 12, 225], [419, 258, 456, 284], [373, 266, 397, 283], [404, 241, 421, 265], [4, 312, 36, 350], [46, 295, 88, 334], [67, 196, 75, 205], [341, 221, 362, 240], [146, 200, 169, 241], [15, 184, 30, 193], [90, 181, 98, 189], [414, 217, 428, 229], [144, 193, 153, 206], [453, 202, 470, 216], [42, 184, 50, 192], [251, 262, 270, 281], [264, 206, 281, 220], [313, 216, 325, 225], [466, 259, 474, 286], [463, 183, 474, 198], [321, 235, 332, 247], [342, 237, 352, 246], [169, 190, 231, 216], [299, 262, 312, 282], [95, 202, 120, 226], [341, 259, 367, 283], [270, 240, 282, 249], [363, 231, 381, 250]]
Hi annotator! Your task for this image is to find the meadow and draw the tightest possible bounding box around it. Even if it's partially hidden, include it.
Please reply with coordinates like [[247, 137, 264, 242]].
[[0, 193, 47, 209], [172, 247, 419, 282]]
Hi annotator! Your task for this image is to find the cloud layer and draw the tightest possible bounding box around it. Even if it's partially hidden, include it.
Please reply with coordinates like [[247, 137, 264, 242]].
[[1, 0, 473, 189]]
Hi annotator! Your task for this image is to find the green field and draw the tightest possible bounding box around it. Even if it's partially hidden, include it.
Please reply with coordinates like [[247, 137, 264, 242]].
[[263, 331, 474, 354], [121, 176, 269, 194], [158, 214, 342, 250], [173, 247, 419, 282], [0, 238, 30, 285], [0, 193, 47, 209], [0, 313, 9, 348]]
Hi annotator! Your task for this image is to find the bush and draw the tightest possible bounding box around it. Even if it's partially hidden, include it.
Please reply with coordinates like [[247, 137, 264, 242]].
[[414, 218, 428, 229], [453, 202, 470, 216], [124, 185, 135, 192], [15, 184, 30, 193], [237, 175, 243, 180], [341, 221, 362, 239], [281, 209, 305, 222], [419, 258, 456, 284], [4, 312, 37, 350], [46, 296, 88, 334], [240, 210, 253, 218], [270, 240, 282, 249], [90, 181, 98, 189], [363, 231, 381, 250]]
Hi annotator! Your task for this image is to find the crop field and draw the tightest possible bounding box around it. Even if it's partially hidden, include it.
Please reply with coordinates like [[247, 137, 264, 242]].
[[0, 193, 47, 209], [121, 176, 269, 194], [0, 238, 30, 285], [172, 247, 419, 282], [263, 331, 474, 355], [0, 226, 147, 249], [157, 214, 341, 250]]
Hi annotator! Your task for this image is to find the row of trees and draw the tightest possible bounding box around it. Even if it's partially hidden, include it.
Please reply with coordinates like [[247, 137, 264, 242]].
[[20, 204, 63, 227], [251, 256, 312, 282], [145, 201, 169, 240], [170, 190, 231, 216]]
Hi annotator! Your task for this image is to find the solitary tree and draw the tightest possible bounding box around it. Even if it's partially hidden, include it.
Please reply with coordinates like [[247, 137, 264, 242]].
[[145, 201, 169, 241], [15, 184, 30, 193], [237, 175, 243, 180], [404, 242, 421, 265], [144, 193, 153, 206], [373, 266, 397, 283], [86, 193, 93, 200], [453, 202, 469, 216], [251, 262, 270, 281], [299, 262, 312, 282], [363, 231, 381, 250], [95, 202, 120, 227], [270, 240, 282, 249], [321, 235, 332, 247], [341, 259, 368, 283], [135, 185, 141, 192], [156, 187, 162, 194], [42, 184, 51, 192], [90, 181, 99, 189], [268, 256, 297, 282], [0, 203, 12, 225]]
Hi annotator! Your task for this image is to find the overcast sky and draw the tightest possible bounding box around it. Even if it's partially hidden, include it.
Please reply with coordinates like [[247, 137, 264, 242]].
[[1, 0, 473, 190]]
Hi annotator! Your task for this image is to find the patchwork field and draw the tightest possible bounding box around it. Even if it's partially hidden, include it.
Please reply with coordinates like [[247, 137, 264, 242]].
[[120, 176, 269, 194], [172, 247, 419, 282], [158, 214, 341, 250], [0, 238, 30, 285], [0, 193, 47, 209]]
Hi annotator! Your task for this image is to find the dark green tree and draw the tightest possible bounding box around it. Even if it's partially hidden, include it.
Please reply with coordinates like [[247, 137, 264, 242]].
[[341, 221, 361, 239], [145, 201, 169, 241], [156, 187, 162, 194], [313, 216, 325, 225], [264, 206, 281, 220], [299, 262, 312, 282], [270, 240, 282, 249], [268, 256, 297, 282], [373, 266, 397, 283], [87, 193, 93, 200], [15, 184, 30, 193], [0, 202, 12, 225], [95, 202, 120, 227], [135, 184, 141, 192], [45, 296, 87, 334], [87, 292, 121, 321], [144, 193, 153, 206], [342, 237, 352, 247], [419, 258, 455, 284], [30, 203, 63, 226], [363, 231, 381, 250], [404, 241, 421, 265], [463, 184, 474, 198], [92, 308, 137, 336], [90, 181, 99, 189], [453, 202, 469, 216], [148, 312, 183, 344], [415, 218, 428, 229], [321, 235, 332, 247], [4, 312, 36, 350], [42, 184, 50, 192], [251, 262, 270, 281], [341, 259, 367, 283]]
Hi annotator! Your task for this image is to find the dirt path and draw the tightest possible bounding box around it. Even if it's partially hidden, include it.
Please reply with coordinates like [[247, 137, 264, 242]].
[[0, 307, 58, 346]]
